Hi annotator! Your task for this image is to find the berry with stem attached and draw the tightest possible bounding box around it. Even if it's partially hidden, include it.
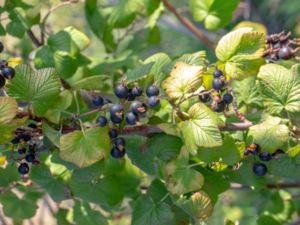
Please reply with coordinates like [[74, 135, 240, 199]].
[[131, 101, 147, 115], [110, 104, 124, 124], [132, 86, 143, 97], [18, 163, 30, 175], [114, 84, 128, 99], [146, 85, 159, 97], [252, 163, 267, 176]]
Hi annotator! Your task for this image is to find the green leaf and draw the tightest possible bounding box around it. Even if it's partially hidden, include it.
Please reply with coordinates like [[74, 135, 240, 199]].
[[179, 103, 222, 154], [44, 90, 73, 124], [248, 116, 289, 153], [287, 144, 300, 157], [42, 122, 61, 148], [0, 96, 18, 124], [48, 30, 79, 55], [0, 122, 18, 144], [59, 127, 110, 168], [257, 64, 300, 115], [131, 196, 175, 225], [73, 201, 108, 225], [176, 191, 213, 220], [189, 0, 239, 30], [163, 62, 204, 100], [108, 0, 137, 28], [215, 27, 266, 80], [269, 156, 300, 179], [34, 46, 55, 69], [6, 21, 25, 38], [73, 75, 111, 91], [64, 26, 90, 50], [125, 62, 155, 83], [197, 134, 242, 165], [0, 165, 20, 188], [8, 65, 61, 116], [0, 192, 38, 220], [30, 164, 69, 202], [54, 51, 78, 79]]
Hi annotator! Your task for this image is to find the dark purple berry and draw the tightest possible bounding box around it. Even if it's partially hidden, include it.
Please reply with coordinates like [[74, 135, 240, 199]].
[[213, 101, 226, 112], [109, 129, 118, 139], [223, 93, 233, 104], [126, 112, 138, 125], [114, 137, 125, 149], [1, 67, 15, 80], [11, 137, 20, 144], [126, 89, 136, 101], [212, 78, 224, 91], [146, 85, 159, 97], [18, 147, 26, 155], [110, 114, 123, 124], [18, 163, 29, 175], [132, 86, 143, 97], [114, 84, 128, 99], [25, 154, 35, 163], [19, 134, 31, 142], [213, 69, 223, 78], [0, 75, 5, 88], [111, 147, 125, 158], [148, 96, 160, 107], [131, 101, 147, 115], [278, 46, 293, 60], [110, 104, 124, 123], [199, 91, 211, 103], [97, 116, 107, 127], [92, 96, 104, 107], [258, 152, 272, 162], [252, 163, 267, 176]]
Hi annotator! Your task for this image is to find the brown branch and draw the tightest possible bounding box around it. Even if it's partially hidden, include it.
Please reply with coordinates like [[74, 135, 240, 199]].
[[162, 0, 215, 50], [27, 29, 42, 47], [231, 182, 300, 189]]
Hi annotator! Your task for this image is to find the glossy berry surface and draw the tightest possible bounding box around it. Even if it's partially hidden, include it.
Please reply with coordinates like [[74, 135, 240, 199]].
[[114, 84, 128, 98], [148, 96, 160, 107], [213, 69, 223, 78], [1, 67, 15, 79], [114, 137, 125, 149], [97, 116, 107, 127], [223, 93, 233, 104], [25, 154, 35, 163], [18, 163, 30, 175], [110, 104, 124, 123], [111, 147, 125, 158], [259, 152, 272, 162], [110, 114, 123, 124], [212, 78, 224, 91], [278, 46, 293, 60], [131, 101, 147, 114], [109, 129, 118, 139], [252, 163, 267, 176], [146, 85, 159, 97], [0, 75, 5, 88], [199, 91, 211, 103], [126, 112, 138, 125], [126, 89, 135, 101], [19, 134, 31, 142], [132, 86, 142, 97], [92, 96, 104, 107], [214, 101, 226, 112]]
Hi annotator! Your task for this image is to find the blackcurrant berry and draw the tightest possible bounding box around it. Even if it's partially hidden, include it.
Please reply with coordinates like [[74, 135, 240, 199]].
[[131, 101, 147, 115], [110, 114, 123, 124], [97, 116, 107, 127], [92, 96, 104, 107], [25, 154, 35, 163], [11, 137, 20, 145], [109, 128, 118, 139], [0, 60, 8, 69], [0, 42, 3, 53], [252, 163, 267, 176], [278, 46, 293, 60], [126, 89, 136, 101], [28, 144, 36, 153], [114, 84, 128, 99], [18, 163, 30, 175], [146, 85, 159, 97], [148, 96, 160, 107], [19, 134, 31, 142], [114, 137, 125, 149], [213, 101, 226, 112], [18, 147, 27, 155], [132, 86, 143, 97], [199, 91, 211, 103], [258, 152, 272, 162], [213, 69, 223, 78], [244, 148, 250, 156], [111, 146, 126, 158], [1, 67, 15, 80], [247, 143, 260, 155], [223, 93, 233, 104], [126, 112, 138, 125], [0, 75, 5, 88], [110, 104, 124, 123], [212, 78, 224, 91]]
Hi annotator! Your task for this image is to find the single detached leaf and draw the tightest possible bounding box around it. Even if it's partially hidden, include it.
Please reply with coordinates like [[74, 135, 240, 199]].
[[163, 62, 204, 100], [60, 127, 110, 168], [176, 191, 213, 220], [179, 103, 222, 154], [131, 196, 175, 225], [215, 27, 266, 80], [257, 64, 300, 115], [189, 0, 239, 30], [248, 117, 289, 153], [0, 96, 18, 124], [8, 65, 61, 116]]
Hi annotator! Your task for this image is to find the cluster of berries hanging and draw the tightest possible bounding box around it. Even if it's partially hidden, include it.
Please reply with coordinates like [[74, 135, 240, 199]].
[[244, 143, 285, 176], [199, 68, 233, 112], [264, 31, 300, 62], [0, 42, 16, 88], [11, 124, 41, 175], [94, 83, 160, 159]]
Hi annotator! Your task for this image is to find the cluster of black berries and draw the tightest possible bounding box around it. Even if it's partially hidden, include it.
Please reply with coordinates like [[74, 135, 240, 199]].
[[11, 124, 40, 175], [0, 42, 15, 88], [199, 68, 233, 112], [95, 84, 160, 158], [265, 31, 300, 62], [244, 143, 285, 176]]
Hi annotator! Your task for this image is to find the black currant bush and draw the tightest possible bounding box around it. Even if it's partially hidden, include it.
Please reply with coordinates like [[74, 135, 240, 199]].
[[0, 0, 300, 225]]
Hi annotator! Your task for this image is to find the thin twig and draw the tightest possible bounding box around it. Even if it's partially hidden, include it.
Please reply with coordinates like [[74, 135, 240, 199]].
[[27, 29, 42, 47], [162, 0, 215, 50]]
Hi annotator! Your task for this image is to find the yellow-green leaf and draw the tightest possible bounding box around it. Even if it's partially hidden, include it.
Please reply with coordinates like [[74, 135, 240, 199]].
[[0, 96, 18, 124]]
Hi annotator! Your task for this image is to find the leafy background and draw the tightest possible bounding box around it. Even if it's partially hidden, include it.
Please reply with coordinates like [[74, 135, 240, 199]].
[[0, 0, 300, 225]]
